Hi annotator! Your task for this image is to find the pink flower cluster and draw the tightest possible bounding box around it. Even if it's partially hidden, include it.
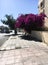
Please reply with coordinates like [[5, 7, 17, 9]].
[[15, 13, 46, 33]]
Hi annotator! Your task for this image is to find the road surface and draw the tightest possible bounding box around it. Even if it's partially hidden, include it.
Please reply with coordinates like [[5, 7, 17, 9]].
[[0, 33, 9, 47]]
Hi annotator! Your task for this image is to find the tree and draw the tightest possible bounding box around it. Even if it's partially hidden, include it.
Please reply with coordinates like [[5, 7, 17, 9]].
[[15, 13, 46, 34], [1, 14, 17, 35]]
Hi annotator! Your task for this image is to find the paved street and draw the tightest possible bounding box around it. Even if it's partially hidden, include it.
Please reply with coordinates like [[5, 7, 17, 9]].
[[0, 32, 14, 47], [0, 34, 48, 65], [0, 35, 9, 47]]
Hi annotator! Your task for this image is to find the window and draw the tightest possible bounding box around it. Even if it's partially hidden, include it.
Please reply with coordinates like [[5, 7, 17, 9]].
[[40, 1, 44, 9]]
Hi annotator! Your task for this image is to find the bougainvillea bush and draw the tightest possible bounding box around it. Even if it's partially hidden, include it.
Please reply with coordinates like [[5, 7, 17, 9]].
[[15, 13, 46, 34]]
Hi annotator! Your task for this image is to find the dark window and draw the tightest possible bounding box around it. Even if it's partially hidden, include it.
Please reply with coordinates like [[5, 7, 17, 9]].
[[40, 2, 43, 8]]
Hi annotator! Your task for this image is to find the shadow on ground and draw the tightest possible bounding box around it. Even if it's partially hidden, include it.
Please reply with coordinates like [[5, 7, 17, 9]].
[[4, 33, 42, 42], [19, 35, 42, 42]]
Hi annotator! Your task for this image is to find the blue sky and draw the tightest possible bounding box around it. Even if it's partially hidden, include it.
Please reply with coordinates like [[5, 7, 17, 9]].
[[0, 0, 38, 25]]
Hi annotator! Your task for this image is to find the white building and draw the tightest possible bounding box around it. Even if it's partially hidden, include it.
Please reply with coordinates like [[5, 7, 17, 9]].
[[38, 0, 48, 28], [38, 0, 48, 44]]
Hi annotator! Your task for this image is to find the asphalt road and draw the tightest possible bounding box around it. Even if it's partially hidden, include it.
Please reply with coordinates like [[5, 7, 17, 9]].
[[0, 35, 9, 47]]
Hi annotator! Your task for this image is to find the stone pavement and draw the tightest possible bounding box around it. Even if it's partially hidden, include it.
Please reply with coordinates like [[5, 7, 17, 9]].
[[0, 34, 48, 65]]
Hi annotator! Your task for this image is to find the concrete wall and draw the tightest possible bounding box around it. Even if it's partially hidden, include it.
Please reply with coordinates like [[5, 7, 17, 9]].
[[31, 31, 42, 41], [38, 0, 48, 28], [44, 0, 48, 28], [44, 18, 48, 28], [38, 0, 48, 45], [31, 31, 48, 44], [43, 0, 48, 44], [45, 0, 48, 16], [42, 31, 48, 44]]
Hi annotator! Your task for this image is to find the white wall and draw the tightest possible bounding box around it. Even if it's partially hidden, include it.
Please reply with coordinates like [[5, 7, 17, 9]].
[[31, 31, 42, 41], [31, 31, 48, 44]]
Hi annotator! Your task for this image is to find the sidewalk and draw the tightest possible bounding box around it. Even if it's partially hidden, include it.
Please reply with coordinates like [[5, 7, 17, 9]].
[[0, 34, 48, 65]]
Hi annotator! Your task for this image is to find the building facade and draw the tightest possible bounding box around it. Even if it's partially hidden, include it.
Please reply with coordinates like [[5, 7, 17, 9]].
[[38, 0, 48, 44], [38, 0, 48, 28]]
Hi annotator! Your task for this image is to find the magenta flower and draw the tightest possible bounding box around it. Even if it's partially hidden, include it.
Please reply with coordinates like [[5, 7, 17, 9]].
[[40, 13, 47, 17], [15, 13, 46, 33], [15, 21, 21, 28], [15, 14, 25, 28], [25, 14, 35, 24]]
